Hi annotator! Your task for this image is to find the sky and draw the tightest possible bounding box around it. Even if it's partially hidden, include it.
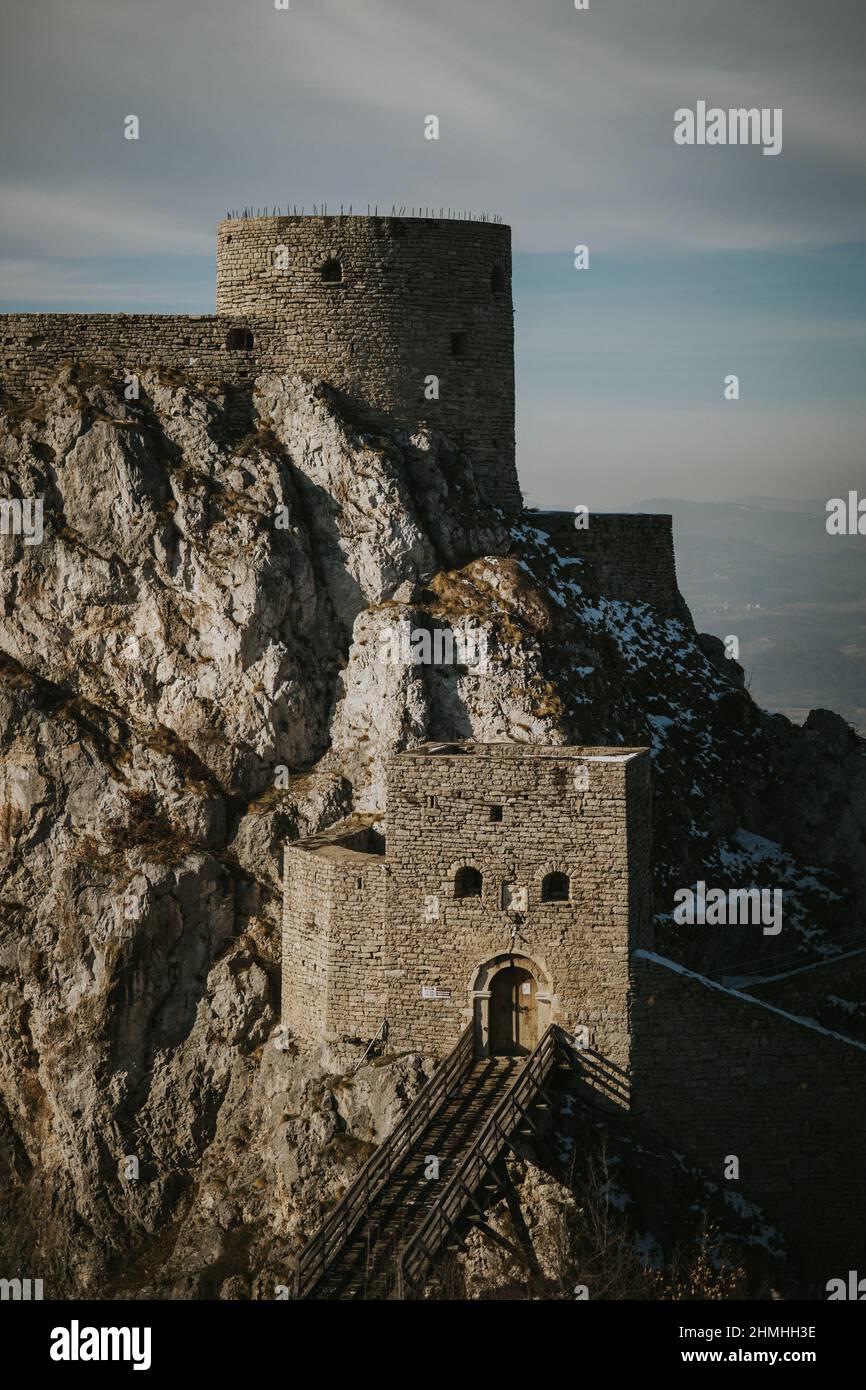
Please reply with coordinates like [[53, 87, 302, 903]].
[[1, 0, 864, 508]]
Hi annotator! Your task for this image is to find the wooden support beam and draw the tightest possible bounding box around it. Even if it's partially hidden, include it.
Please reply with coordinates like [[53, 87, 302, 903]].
[[492, 1118, 524, 1157], [513, 1097, 539, 1134], [475, 1220, 525, 1264], [440, 1207, 467, 1252], [502, 1172, 543, 1278], [458, 1179, 494, 1226]]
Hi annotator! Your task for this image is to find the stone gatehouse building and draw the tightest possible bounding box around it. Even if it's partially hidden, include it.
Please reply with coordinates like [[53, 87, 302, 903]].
[[281, 742, 652, 1066], [281, 742, 866, 1271]]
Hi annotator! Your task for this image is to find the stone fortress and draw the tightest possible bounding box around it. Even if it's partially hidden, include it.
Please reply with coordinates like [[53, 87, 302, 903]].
[[2, 213, 516, 508], [3, 212, 863, 1276], [0, 212, 683, 611]]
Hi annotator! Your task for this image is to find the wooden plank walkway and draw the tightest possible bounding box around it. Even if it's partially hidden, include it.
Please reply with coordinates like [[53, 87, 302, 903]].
[[295, 1025, 568, 1300]]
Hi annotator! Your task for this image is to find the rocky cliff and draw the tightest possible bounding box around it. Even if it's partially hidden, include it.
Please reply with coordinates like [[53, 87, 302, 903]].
[[1, 367, 863, 1296]]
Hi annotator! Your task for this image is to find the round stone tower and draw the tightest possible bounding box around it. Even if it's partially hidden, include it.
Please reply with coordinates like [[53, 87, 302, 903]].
[[216, 214, 519, 511]]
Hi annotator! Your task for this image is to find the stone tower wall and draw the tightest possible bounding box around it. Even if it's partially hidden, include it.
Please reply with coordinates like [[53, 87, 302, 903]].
[[215, 215, 517, 509], [282, 835, 388, 1042], [379, 746, 652, 1064]]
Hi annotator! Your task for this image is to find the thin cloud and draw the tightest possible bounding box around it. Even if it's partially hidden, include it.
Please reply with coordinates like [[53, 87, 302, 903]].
[[1, 0, 864, 256], [0, 185, 212, 259]]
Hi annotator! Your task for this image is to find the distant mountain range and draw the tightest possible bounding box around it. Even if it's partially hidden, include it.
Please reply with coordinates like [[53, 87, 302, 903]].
[[623, 497, 866, 735]]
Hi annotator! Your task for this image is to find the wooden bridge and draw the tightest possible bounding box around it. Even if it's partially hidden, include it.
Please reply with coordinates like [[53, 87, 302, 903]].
[[293, 1023, 573, 1300]]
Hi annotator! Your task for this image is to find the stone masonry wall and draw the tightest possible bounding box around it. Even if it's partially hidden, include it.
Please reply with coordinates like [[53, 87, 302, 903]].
[[318, 854, 388, 1041], [530, 512, 690, 618], [0, 313, 269, 395], [281, 849, 333, 1040], [632, 951, 866, 1275], [379, 745, 652, 1065], [282, 826, 388, 1042]]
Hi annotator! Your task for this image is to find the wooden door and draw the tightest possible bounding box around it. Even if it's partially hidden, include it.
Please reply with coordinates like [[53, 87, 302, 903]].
[[490, 966, 537, 1056]]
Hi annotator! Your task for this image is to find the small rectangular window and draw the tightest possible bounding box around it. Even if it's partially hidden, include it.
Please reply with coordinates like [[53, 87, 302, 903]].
[[426, 794, 438, 809], [489, 805, 503, 822]]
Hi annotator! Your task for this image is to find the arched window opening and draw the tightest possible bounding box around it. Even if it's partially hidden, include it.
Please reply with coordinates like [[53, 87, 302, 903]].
[[451, 331, 468, 357], [455, 866, 482, 899], [541, 871, 570, 903], [226, 327, 254, 351], [490, 265, 506, 292], [320, 258, 343, 283]]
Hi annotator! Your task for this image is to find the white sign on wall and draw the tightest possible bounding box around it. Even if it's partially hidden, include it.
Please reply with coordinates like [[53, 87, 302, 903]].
[[421, 986, 452, 1001], [500, 882, 527, 913]]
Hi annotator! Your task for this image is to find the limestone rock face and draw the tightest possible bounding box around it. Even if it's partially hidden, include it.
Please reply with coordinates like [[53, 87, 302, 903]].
[[327, 583, 563, 810], [0, 372, 510, 799], [0, 368, 864, 1297]]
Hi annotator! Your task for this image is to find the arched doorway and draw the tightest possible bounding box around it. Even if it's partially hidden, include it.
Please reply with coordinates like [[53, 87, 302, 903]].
[[469, 953, 553, 1058], [490, 966, 538, 1056]]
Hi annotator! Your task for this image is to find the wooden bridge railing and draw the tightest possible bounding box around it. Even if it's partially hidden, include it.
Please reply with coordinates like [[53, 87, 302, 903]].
[[396, 1023, 566, 1297], [293, 1023, 475, 1299]]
